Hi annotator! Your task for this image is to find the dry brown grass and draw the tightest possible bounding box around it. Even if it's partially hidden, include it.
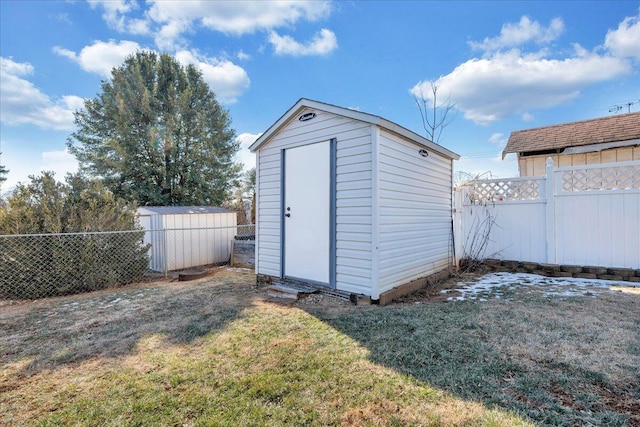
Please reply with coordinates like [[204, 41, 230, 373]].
[[476, 291, 639, 384], [1, 268, 638, 426], [1, 267, 255, 374]]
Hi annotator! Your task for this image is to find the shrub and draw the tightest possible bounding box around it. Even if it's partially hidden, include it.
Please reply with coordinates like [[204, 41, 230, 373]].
[[0, 172, 149, 299]]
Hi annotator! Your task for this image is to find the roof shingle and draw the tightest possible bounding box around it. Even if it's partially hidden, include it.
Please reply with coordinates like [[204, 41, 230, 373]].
[[503, 112, 640, 158]]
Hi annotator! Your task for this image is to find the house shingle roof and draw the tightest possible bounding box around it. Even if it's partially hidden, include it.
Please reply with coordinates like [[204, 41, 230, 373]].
[[503, 111, 640, 158]]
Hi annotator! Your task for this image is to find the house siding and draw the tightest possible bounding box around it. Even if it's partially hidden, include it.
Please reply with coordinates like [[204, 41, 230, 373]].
[[519, 146, 640, 176], [376, 130, 453, 294], [255, 108, 373, 294]]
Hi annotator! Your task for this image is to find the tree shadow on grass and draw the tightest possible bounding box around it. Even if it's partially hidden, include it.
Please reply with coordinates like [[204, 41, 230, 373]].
[[0, 269, 259, 378], [303, 299, 640, 427]]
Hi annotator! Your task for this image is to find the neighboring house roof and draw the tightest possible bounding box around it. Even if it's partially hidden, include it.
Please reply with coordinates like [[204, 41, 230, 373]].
[[503, 111, 640, 159], [137, 206, 235, 215], [249, 98, 460, 160]]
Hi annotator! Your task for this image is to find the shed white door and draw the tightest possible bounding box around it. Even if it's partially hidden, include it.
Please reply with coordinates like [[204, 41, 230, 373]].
[[284, 141, 330, 284]]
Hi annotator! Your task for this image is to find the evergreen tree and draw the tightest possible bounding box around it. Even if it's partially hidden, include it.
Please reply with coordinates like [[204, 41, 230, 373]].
[[0, 172, 139, 234], [68, 51, 241, 206], [0, 172, 66, 234]]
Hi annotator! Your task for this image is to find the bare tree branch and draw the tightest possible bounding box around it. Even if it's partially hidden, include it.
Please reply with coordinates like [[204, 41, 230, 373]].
[[414, 81, 457, 144]]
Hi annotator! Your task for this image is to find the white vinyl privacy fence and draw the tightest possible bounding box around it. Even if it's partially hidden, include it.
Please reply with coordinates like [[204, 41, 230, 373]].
[[454, 160, 640, 269]]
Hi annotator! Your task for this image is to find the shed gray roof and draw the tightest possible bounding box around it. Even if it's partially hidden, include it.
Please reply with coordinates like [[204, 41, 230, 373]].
[[249, 98, 460, 160], [137, 206, 235, 215]]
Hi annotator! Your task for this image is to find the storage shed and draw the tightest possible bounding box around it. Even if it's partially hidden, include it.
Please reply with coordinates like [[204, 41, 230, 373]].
[[137, 206, 237, 272], [249, 99, 460, 302]]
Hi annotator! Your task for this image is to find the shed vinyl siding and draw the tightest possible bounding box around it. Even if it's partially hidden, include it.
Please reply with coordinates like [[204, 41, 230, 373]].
[[139, 210, 236, 272], [335, 123, 373, 295], [255, 148, 281, 276], [141, 214, 165, 272], [255, 108, 374, 293], [377, 130, 453, 293], [161, 212, 236, 270]]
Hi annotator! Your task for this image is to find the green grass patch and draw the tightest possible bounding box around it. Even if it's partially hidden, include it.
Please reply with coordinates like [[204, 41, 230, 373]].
[[1, 269, 638, 426]]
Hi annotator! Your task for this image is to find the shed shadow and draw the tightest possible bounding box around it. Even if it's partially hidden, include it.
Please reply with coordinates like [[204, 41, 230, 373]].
[[0, 268, 259, 379], [300, 294, 640, 426]]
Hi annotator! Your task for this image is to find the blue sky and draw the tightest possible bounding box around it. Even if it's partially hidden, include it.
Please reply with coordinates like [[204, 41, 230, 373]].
[[1, 1, 639, 193]]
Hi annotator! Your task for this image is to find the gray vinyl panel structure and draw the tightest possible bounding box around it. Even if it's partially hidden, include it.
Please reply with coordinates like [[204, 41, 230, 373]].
[[137, 206, 236, 272], [250, 99, 459, 300]]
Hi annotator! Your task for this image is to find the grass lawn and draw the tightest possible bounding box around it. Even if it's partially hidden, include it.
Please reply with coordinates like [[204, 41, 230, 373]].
[[1, 268, 638, 426]]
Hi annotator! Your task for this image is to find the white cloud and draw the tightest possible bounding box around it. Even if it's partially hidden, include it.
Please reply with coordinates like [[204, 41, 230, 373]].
[[92, 1, 333, 52], [153, 18, 191, 51], [53, 42, 249, 104], [237, 50, 251, 61], [0, 57, 83, 131], [0, 148, 79, 194], [147, 0, 331, 36], [412, 13, 637, 126], [235, 132, 261, 170], [174, 50, 250, 104], [488, 133, 507, 148], [127, 18, 152, 36], [521, 112, 534, 122], [87, 0, 150, 35], [50, 12, 72, 25], [605, 10, 640, 62], [423, 50, 630, 125], [41, 149, 79, 179], [53, 40, 141, 77], [1, 56, 33, 76], [469, 16, 564, 53], [269, 28, 337, 56]]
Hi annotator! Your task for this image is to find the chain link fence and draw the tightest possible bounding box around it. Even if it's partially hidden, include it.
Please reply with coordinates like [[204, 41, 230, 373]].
[[0, 224, 254, 300]]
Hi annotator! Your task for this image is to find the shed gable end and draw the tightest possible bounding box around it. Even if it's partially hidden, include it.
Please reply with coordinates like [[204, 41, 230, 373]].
[[254, 108, 374, 291]]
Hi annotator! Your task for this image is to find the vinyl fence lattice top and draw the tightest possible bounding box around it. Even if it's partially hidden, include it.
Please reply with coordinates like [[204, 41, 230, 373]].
[[465, 178, 542, 203], [464, 161, 640, 203], [561, 164, 640, 192]]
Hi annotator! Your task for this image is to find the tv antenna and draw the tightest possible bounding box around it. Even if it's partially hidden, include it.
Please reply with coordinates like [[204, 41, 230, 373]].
[[609, 100, 640, 114]]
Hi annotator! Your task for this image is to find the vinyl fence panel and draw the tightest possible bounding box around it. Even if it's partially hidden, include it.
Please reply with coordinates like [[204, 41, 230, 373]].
[[455, 160, 640, 269], [552, 162, 640, 268], [458, 176, 547, 263]]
